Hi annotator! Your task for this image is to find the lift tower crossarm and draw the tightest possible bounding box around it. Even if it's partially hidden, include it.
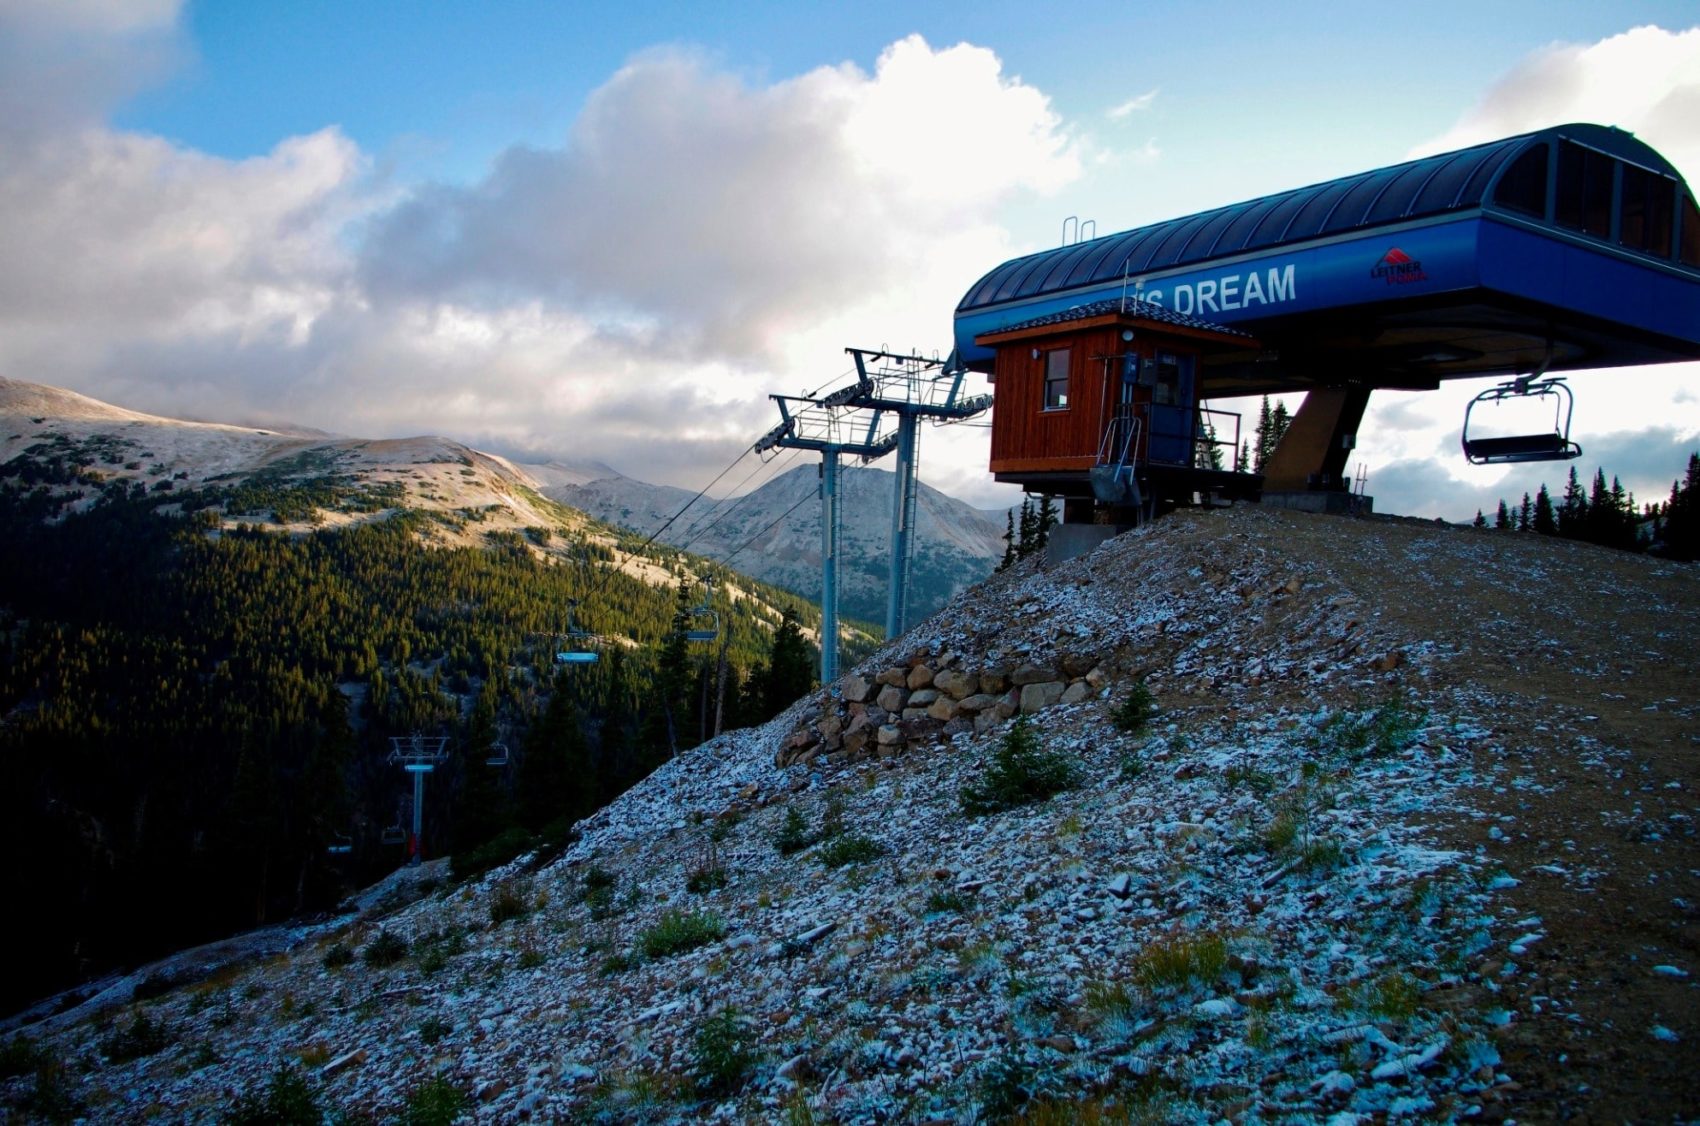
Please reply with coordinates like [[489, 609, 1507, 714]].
[[837, 348, 994, 639], [754, 394, 897, 684]]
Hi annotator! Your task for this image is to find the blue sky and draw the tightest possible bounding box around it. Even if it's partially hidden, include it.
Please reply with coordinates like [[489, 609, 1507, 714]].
[[3, 0, 1698, 517]]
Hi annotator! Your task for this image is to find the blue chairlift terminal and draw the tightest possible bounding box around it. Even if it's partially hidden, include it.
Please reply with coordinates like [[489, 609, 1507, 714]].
[[951, 123, 1700, 515]]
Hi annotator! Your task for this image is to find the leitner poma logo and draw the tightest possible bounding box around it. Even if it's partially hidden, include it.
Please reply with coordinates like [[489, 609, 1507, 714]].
[[1371, 247, 1427, 284]]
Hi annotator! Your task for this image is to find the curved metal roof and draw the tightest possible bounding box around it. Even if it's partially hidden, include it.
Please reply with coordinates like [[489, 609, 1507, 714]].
[[958, 123, 1689, 314]]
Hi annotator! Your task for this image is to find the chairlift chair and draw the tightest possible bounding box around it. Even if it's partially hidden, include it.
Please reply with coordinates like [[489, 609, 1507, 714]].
[[1461, 375, 1582, 465], [380, 824, 406, 847], [485, 740, 510, 767], [683, 577, 720, 643], [325, 832, 353, 856], [555, 597, 600, 665]]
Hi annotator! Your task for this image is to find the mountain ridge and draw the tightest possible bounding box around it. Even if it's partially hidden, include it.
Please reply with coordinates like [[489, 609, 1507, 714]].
[[545, 462, 1010, 624]]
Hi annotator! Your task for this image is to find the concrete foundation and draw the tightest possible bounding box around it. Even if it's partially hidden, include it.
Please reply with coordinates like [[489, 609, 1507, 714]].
[[1260, 490, 1372, 516], [1046, 522, 1130, 565]]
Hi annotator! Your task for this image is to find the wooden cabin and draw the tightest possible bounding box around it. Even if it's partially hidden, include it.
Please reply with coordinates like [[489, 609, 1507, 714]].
[[975, 298, 1263, 519]]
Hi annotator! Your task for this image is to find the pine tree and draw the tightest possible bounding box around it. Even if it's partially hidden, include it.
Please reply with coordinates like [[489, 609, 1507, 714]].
[[1610, 476, 1635, 550], [1253, 396, 1274, 471], [1667, 453, 1700, 560], [451, 680, 511, 854], [998, 510, 1016, 572], [762, 607, 815, 717], [1519, 492, 1532, 532], [1533, 485, 1556, 535], [1473, 509, 1487, 528], [1199, 420, 1225, 470], [1016, 497, 1037, 558], [1238, 440, 1252, 474], [1495, 499, 1511, 530], [1586, 469, 1612, 546], [1037, 495, 1057, 552], [518, 679, 594, 833], [1559, 466, 1588, 538]]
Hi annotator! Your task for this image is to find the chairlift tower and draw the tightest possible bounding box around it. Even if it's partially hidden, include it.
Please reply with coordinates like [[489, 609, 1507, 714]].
[[387, 732, 449, 867], [837, 348, 993, 638], [754, 395, 896, 683]]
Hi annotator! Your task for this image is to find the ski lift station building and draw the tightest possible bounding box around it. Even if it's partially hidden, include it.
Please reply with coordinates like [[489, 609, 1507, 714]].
[[952, 123, 1700, 527]]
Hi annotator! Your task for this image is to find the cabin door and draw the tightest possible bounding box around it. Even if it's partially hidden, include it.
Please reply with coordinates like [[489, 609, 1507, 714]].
[[1144, 350, 1196, 465]]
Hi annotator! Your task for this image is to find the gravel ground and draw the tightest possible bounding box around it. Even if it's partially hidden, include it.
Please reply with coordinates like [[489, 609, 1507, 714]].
[[4, 504, 1695, 1123]]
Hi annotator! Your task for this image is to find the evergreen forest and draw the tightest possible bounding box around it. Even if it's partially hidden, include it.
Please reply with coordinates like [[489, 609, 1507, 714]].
[[1479, 452, 1700, 559], [0, 472, 832, 1015]]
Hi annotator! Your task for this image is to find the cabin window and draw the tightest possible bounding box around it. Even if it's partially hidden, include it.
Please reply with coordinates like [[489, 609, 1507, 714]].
[[1150, 351, 1191, 406], [1492, 144, 1548, 218], [1679, 191, 1700, 268], [1555, 141, 1614, 237], [1043, 347, 1070, 410], [1620, 164, 1676, 257]]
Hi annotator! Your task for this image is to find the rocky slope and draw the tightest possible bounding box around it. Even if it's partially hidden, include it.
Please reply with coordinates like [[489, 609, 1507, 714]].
[[542, 463, 1010, 625], [3, 506, 1696, 1122]]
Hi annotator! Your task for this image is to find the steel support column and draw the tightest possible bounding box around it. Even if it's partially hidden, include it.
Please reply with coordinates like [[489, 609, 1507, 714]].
[[885, 416, 919, 639], [1261, 386, 1372, 492], [819, 449, 840, 684]]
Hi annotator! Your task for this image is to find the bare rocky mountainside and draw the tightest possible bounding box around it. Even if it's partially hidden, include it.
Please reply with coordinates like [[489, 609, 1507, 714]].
[[537, 463, 1010, 625], [0, 377, 589, 547], [5, 505, 1694, 1122]]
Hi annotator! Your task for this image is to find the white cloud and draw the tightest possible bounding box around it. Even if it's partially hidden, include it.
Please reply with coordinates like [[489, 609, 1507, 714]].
[[1108, 89, 1158, 119], [1412, 24, 1700, 182], [361, 36, 1078, 364], [0, 30, 1078, 492]]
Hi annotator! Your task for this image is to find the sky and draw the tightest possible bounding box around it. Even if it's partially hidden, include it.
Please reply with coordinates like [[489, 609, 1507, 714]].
[[1, 0, 1698, 520]]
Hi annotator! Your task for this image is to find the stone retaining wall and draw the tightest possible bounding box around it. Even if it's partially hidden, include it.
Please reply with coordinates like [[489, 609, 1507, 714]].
[[775, 649, 1109, 769]]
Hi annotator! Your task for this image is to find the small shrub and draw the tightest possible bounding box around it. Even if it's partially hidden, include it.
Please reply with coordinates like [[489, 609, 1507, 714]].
[[418, 1016, 452, 1045], [1299, 837, 1346, 873], [691, 1009, 757, 1095], [817, 834, 884, 868], [773, 807, 812, 856], [1082, 979, 1136, 1020], [820, 791, 847, 840], [1110, 682, 1156, 735], [0, 1034, 42, 1079], [20, 1053, 82, 1123], [1223, 764, 1275, 794], [99, 1007, 172, 1064], [575, 864, 618, 917], [637, 910, 726, 959], [1262, 810, 1300, 855], [1134, 931, 1228, 994], [227, 1064, 320, 1126], [416, 945, 449, 976], [707, 810, 741, 843], [517, 944, 546, 970], [1372, 694, 1428, 757], [401, 1075, 470, 1126], [322, 941, 354, 969], [363, 930, 410, 968], [132, 970, 178, 1002], [191, 1041, 220, 1069], [960, 718, 1080, 815], [599, 952, 634, 976], [450, 826, 536, 882], [489, 878, 533, 924], [925, 889, 969, 915], [685, 864, 729, 895], [975, 1050, 1060, 1121], [294, 1042, 332, 1068], [1367, 972, 1423, 1020]]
